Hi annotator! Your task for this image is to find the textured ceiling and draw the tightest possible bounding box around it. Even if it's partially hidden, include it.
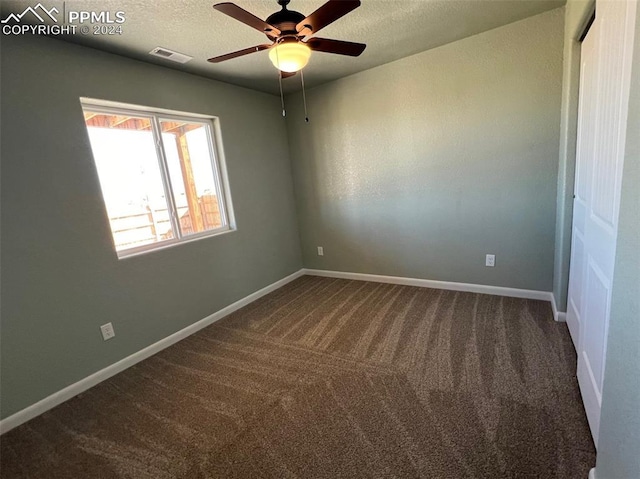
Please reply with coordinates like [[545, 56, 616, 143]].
[[2, 0, 565, 94]]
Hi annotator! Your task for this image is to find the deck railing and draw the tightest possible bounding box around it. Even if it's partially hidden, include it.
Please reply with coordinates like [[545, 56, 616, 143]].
[[109, 195, 221, 250]]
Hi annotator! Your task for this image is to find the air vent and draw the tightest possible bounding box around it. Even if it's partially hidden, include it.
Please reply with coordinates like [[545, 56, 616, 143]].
[[149, 47, 193, 64]]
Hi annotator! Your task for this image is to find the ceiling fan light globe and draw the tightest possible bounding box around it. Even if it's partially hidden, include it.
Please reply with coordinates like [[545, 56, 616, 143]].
[[269, 43, 311, 73]]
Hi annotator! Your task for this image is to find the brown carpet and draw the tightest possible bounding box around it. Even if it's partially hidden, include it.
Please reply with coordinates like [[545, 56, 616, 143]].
[[0, 276, 595, 478]]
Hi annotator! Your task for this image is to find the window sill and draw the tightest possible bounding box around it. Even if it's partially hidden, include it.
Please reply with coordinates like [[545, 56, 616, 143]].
[[116, 226, 236, 260]]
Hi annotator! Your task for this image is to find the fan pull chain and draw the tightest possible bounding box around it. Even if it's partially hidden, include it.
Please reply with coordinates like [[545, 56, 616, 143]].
[[301, 69, 309, 123], [278, 72, 286, 117], [275, 46, 286, 117]]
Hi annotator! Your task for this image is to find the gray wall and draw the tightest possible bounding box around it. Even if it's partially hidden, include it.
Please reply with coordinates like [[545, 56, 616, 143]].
[[0, 35, 302, 419], [553, 0, 593, 312], [595, 4, 640, 476], [286, 8, 564, 291]]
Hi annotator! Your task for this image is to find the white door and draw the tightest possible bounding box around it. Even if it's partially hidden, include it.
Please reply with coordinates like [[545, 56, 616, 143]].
[[566, 0, 637, 447]]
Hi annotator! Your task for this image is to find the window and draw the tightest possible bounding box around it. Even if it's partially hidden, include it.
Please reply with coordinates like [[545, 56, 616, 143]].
[[80, 99, 234, 258]]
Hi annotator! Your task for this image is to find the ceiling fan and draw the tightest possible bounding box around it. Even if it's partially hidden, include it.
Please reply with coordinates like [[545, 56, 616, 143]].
[[207, 0, 366, 77]]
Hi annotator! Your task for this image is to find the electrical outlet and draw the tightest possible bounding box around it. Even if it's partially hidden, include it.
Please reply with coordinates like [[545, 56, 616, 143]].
[[100, 322, 115, 341], [485, 254, 496, 267], [317, 246, 324, 256]]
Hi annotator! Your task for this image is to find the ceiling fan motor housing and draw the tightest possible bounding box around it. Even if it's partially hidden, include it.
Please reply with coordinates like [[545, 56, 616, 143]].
[[266, 8, 306, 37]]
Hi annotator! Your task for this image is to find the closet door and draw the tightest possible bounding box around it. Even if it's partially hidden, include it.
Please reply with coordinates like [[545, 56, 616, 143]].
[[566, 0, 637, 447]]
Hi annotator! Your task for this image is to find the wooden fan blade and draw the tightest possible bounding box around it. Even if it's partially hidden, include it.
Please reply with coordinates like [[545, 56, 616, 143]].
[[213, 3, 281, 37], [296, 0, 360, 36], [281, 71, 297, 79], [207, 44, 272, 63], [305, 37, 366, 56]]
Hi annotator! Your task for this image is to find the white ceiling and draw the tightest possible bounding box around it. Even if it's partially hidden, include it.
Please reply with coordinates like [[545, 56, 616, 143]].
[[2, 0, 565, 94]]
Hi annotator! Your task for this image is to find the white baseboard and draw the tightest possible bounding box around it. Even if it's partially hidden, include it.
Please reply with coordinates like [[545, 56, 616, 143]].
[[589, 467, 597, 479], [0, 270, 304, 435], [550, 294, 567, 322], [302, 268, 554, 302]]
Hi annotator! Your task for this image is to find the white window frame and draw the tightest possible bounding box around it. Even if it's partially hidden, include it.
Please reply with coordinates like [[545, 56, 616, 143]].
[[80, 98, 236, 259]]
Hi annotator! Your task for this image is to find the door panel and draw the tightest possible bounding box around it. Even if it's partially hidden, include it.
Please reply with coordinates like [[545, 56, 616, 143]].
[[566, 14, 595, 351], [567, 231, 584, 342], [582, 258, 610, 391]]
